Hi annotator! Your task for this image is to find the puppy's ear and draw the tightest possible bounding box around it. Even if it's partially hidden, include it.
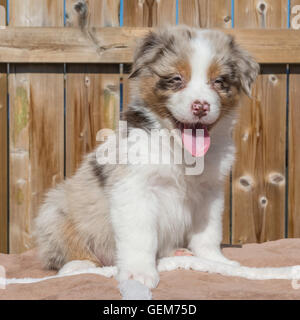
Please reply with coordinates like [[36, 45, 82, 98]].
[[230, 36, 260, 97], [129, 31, 162, 79]]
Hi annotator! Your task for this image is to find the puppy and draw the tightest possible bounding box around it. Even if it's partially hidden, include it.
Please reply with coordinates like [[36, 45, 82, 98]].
[[34, 26, 259, 288]]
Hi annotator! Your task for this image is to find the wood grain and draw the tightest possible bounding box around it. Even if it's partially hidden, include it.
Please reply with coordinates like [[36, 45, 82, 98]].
[[0, 0, 7, 253], [9, 0, 63, 26], [65, 1, 120, 177], [65, 0, 120, 27], [235, 0, 288, 28], [9, 65, 64, 253], [9, 1, 64, 253], [0, 28, 299, 64], [232, 2, 288, 244], [66, 65, 120, 176], [123, 0, 176, 27], [178, 0, 232, 28], [0, 63, 7, 253], [122, 72, 130, 113], [288, 65, 300, 237], [232, 70, 286, 243], [0, 0, 6, 26]]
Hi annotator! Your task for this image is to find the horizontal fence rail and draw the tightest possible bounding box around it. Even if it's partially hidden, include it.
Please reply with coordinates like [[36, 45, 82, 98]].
[[0, 28, 300, 63]]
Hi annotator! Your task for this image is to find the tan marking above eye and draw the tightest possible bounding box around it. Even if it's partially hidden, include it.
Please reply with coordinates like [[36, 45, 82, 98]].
[[175, 59, 191, 84], [207, 60, 222, 82]]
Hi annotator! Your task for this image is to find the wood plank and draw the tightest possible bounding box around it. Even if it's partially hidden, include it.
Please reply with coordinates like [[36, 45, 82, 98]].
[[232, 70, 286, 243], [66, 65, 120, 176], [177, 0, 232, 243], [0, 64, 7, 253], [0, 0, 7, 253], [65, 1, 120, 177], [232, 0, 287, 245], [9, 65, 64, 253], [178, 0, 232, 28], [288, 65, 300, 237], [0, 0, 6, 26], [9, 1, 64, 253], [122, 72, 130, 113], [123, 0, 176, 27], [0, 28, 299, 63], [66, 0, 120, 27], [235, 0, 287, 28], [9, 0, 63, 26]]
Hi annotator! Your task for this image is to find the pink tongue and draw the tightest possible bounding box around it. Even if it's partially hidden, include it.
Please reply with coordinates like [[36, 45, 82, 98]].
[[182, 125, 211, 157]]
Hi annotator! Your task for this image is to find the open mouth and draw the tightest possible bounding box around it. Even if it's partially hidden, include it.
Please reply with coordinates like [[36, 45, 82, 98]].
[[177, 122, 211, 157]]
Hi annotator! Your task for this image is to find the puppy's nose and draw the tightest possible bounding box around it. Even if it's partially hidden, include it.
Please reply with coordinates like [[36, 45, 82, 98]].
[[191, 100, 210, 117]]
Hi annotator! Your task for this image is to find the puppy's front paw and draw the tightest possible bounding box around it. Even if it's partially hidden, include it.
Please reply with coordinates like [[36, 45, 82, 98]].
[[117, 265, 159, 289]]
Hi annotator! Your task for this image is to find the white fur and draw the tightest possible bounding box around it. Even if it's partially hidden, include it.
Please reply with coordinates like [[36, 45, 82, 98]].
[[119, 280, 152, 300], [102, 103, 237, 288], [168, 37, 220, 125], [108, 35, 240, 287], [35, 28, 254, 290]]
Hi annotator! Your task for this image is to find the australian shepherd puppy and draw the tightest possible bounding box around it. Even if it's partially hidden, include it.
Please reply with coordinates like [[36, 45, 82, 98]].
[[35, 26, 259, 288]]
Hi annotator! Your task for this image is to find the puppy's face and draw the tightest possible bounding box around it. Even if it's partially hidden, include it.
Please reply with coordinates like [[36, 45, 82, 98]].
[[129, 26, 259, 129]]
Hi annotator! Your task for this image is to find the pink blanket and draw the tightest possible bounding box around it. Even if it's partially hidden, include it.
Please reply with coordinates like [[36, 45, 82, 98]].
[[1, 239, 300, 300]]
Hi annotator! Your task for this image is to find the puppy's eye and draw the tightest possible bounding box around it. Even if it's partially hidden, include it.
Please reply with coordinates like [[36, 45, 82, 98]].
[[169, 75, 183, 83], [173, 76, 182, 81], [214, 78, 224, 85], [213, 77, 228, 90]]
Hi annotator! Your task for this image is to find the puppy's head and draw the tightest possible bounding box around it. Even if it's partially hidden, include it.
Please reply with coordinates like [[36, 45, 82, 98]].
[[129, 26, 259, 129]]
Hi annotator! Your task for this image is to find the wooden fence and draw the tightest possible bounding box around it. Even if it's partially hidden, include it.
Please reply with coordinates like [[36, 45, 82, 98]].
[[0, 0, 300, 253]]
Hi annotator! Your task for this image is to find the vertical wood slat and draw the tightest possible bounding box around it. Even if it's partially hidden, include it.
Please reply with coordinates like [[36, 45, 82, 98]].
[[9, 0, 64, 253], [65, 0, 120, 27], [65, 0, 120, 177], [232, 68, 287, 243], [178, 0, 232, 243], [232, 2, 287, 244], [234, 0, 288, 28], [0, 0, 7, 253], [66, 64, 120, 176], [9, 0, 63, 26], [0, 64, 7, 253], [288, 65, 300, 237], [123, 0, 176, 27], [0, 0, 6, 25], [178, 0, 232, 28]]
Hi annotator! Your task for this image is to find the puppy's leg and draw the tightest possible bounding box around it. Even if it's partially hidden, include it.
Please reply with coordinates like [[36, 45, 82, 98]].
[[110, 177, 159, 289], [189, 196, 240, 266]]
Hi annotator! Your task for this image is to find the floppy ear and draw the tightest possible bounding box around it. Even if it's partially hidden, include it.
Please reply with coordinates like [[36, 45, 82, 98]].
[[230, 36, 260, 97], [129, 30, 162, 79]]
